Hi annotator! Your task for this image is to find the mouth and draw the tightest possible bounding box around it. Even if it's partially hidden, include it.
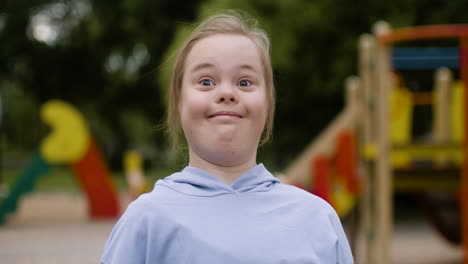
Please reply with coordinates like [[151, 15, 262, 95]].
[[208, 111, 243, 118]]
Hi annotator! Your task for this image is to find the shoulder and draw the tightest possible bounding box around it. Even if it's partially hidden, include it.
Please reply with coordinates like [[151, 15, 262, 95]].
[[275, 184, 354, 262], [119, 185, 180, 221], [102, 186, 182, 244], [104, 192, 168, 239], [274, 183, 335, 210], [271, 183, 344, 227], [101, 188, 178, 264]]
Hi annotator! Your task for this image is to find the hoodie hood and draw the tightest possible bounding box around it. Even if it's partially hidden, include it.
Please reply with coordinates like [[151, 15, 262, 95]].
[[154, 163, 280, 197]]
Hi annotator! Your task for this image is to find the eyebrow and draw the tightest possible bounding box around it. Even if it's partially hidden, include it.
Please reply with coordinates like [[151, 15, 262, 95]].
[[189, 63, 215, 73], [189, 62, 260, 74], [238, 64, 259, 73]]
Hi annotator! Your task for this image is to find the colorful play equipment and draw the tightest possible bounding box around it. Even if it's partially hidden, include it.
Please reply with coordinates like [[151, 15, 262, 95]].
[[0, 154, 51, 224], [0, 100, 120, 224], [280, 22, 468, 264], [358, 22, 468, 264]]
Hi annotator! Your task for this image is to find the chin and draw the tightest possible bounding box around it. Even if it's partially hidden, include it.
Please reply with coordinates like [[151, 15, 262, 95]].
[[200, 146, 256, 167], [208, 152, 247, 167]]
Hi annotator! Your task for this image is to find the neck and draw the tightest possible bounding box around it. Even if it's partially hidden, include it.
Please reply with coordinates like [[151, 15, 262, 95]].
[[188, 150, 257, 185]]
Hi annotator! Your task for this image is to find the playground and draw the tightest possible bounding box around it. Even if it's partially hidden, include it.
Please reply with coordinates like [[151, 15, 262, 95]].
[[1, 16, 468, 264]]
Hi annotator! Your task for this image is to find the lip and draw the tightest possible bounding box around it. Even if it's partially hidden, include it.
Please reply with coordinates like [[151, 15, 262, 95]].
[[208, 111, 243, 118]]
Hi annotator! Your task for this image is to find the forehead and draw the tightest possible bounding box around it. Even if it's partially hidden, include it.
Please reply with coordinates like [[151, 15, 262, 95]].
[[185, 34, 263, 73]]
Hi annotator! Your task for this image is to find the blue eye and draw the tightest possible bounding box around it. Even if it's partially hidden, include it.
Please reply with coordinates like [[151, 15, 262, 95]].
[[238, 79, 252, 87], [200, 79, 214, 86]]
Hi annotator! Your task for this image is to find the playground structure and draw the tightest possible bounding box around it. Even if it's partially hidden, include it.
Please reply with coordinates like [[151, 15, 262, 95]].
[[281, 22, 468, 264], [0, 100, 120, 224], [358, 22, 468, 264]]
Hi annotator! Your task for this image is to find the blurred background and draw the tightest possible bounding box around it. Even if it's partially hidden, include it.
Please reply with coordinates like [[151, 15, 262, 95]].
[[2, 0, 467, 174], [1, 0, 468, 263]]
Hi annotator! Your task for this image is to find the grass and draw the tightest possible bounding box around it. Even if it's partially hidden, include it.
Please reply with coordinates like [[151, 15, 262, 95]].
[[0, 164, 176, 194]]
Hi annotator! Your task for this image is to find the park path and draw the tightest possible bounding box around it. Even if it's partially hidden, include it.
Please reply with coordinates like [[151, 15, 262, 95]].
[[0, 192, 116, 264], [0, 192, 463, 264]]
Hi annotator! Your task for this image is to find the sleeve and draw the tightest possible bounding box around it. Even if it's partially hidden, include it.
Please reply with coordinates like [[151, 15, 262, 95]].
[[328, 208, 354, 264], [101, 203, 150, 264]]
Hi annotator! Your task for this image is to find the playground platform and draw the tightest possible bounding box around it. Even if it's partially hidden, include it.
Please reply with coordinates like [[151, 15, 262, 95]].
[[0, 192, 463, 264]]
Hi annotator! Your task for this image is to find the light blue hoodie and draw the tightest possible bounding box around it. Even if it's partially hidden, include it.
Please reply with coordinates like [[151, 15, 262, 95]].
[[101, 164, 354, 264]]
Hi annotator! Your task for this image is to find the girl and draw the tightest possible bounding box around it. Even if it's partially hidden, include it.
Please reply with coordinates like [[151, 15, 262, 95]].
[[101, 10, 353, 264]]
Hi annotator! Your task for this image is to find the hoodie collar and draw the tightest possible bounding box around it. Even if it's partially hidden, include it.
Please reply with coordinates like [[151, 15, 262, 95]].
[[155, 163, 280, 197]]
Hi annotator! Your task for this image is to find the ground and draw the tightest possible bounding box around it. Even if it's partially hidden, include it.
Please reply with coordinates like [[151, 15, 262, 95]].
[[0, 192, 463, 263]]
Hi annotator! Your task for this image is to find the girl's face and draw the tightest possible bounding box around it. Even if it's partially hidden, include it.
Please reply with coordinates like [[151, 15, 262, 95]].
[[180, 34, 267, 167]]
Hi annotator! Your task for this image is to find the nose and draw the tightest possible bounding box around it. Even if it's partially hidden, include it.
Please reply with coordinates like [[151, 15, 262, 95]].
[[216, 84, 238, 104]]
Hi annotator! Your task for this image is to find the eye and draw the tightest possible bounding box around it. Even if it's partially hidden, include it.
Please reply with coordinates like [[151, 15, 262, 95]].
[[238, 79, 252, 87], [200, 79, 215, 86]]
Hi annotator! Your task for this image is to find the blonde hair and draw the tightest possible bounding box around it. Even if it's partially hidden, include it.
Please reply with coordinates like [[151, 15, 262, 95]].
[[167, 10, 275, 150]]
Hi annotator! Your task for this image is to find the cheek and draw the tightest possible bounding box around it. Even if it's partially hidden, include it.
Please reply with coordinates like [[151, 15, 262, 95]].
[[179, 93, 207, 125], [250, 93, 268, 124]]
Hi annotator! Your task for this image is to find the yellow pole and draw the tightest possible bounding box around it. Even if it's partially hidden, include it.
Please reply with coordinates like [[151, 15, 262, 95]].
[[123, 150, 147, 200]]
